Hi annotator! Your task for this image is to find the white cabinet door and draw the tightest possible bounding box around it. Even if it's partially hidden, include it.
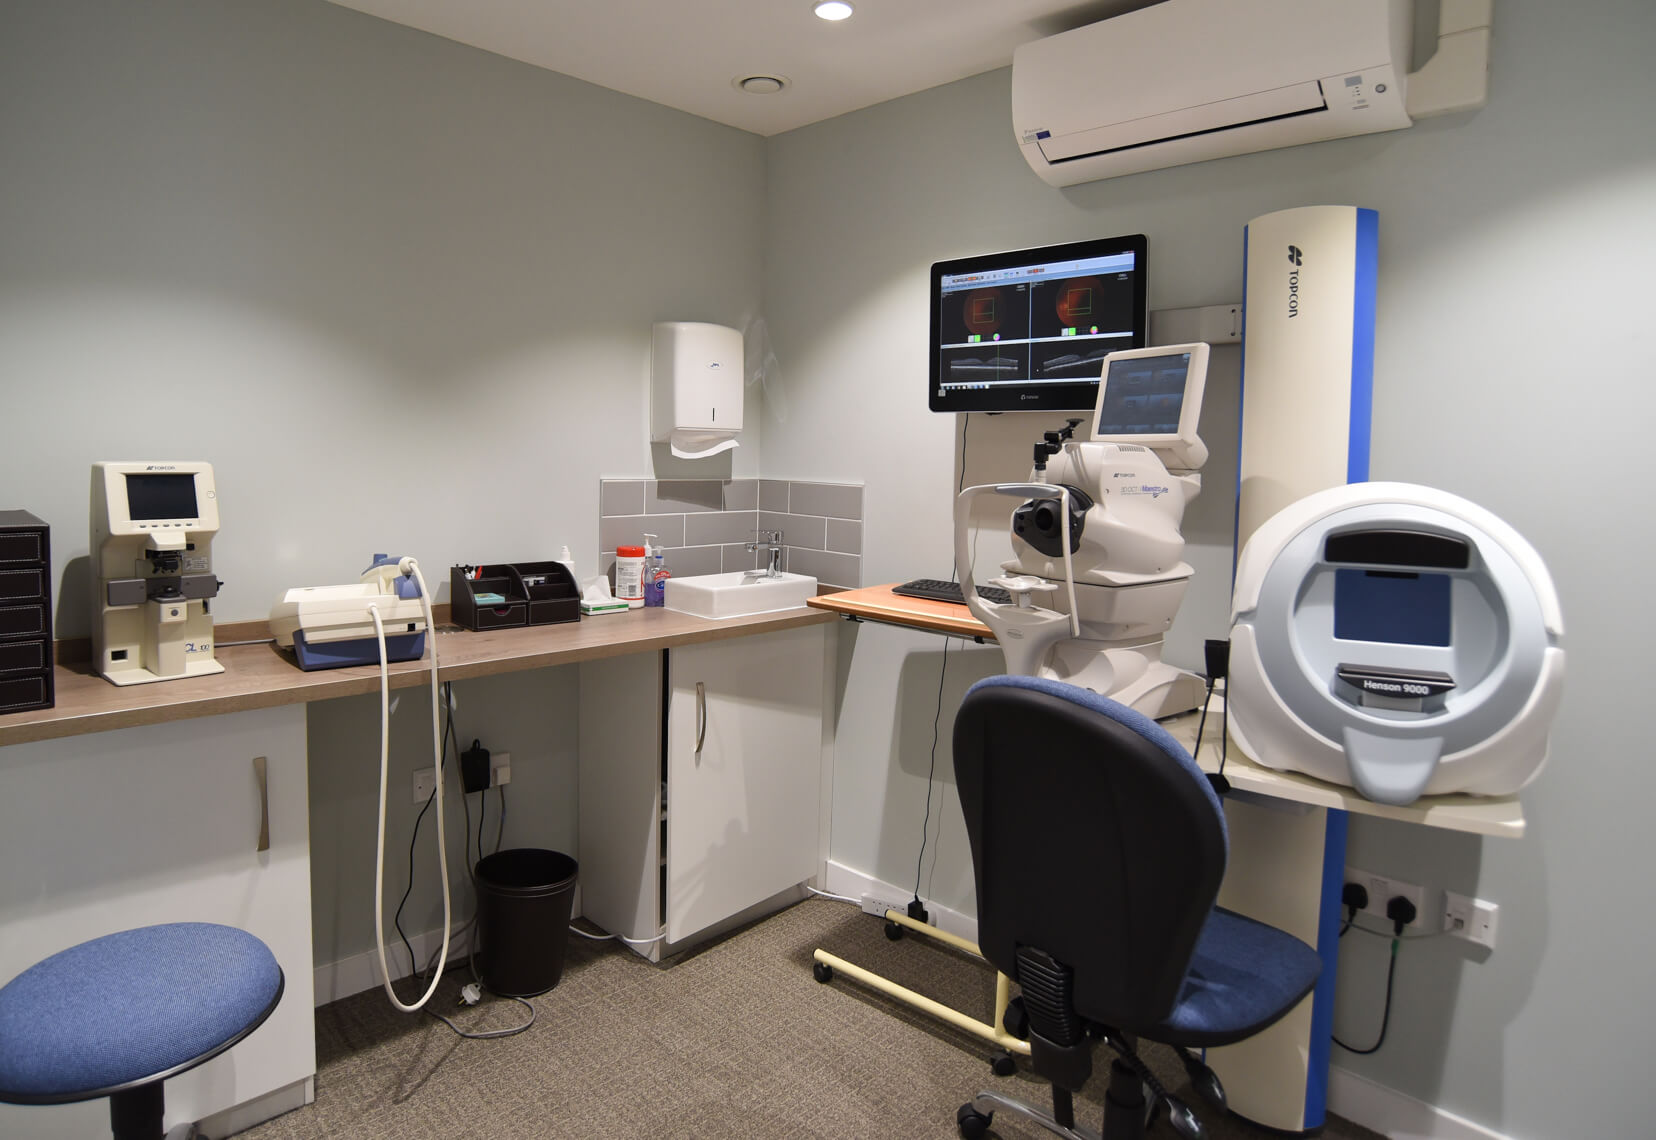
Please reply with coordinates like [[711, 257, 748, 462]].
[[665, 625, 824, 944], [0, 706, 314, 1138]]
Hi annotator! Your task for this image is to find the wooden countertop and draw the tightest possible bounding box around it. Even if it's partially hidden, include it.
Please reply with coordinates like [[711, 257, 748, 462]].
[[808, 583, 994, 640], [1, 606, 836, 748]]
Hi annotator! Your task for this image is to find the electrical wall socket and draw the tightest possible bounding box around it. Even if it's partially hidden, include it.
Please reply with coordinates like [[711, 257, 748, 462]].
[[491, 753, 511, 788], [411, 767, 436, 804], [1444, 890, 1499, 950], [1344, 865, 1429, 929], [861, 894, 909, 919]]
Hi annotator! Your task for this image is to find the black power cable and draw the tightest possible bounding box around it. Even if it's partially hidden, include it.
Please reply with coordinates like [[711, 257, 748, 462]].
[[1334, 940, 1400, 1055], [912, 412, 976, 920], [911, 637, 952, 920], [1334, 896, 1415, 1055], [393, 681, 458, 979]]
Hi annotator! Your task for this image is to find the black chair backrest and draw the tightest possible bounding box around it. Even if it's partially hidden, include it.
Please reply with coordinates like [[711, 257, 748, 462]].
[[953, 676, 1229, 1032]]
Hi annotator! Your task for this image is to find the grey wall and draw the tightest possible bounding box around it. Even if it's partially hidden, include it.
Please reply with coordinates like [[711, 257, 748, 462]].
[[6, 0, 1655, 1133], [0, 1, 765, 969], [0, 0, 766, 630], [763, 2, 1656, 1135]]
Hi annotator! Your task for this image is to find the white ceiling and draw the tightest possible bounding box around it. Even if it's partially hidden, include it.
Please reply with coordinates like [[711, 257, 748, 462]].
[[326, 0, 1153, 137]]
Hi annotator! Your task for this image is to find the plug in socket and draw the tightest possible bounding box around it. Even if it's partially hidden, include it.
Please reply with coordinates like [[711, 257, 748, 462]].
[[491, 752, 511, 788], [460, 743, 490, 795], [1344, 866, 1428, 930]]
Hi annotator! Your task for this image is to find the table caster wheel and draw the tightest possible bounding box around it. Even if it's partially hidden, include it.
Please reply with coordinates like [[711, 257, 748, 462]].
[[884, 920, 903, 941], [1002, 997, 1029, 1040], [813, 961, 833, 983], [990, 1050, 1017, 1077]]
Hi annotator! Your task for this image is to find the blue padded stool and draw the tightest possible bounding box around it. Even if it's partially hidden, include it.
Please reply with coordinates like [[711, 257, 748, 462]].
[[0, 923, 284, 1140]]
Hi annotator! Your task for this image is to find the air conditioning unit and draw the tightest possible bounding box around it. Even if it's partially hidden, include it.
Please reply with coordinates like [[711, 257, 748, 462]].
[[1013, 0, 1425, 186]]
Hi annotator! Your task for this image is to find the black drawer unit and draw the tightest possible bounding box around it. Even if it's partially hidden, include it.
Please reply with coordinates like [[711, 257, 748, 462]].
[[450, 561, 580, 633], [0, 510, 52, 713]]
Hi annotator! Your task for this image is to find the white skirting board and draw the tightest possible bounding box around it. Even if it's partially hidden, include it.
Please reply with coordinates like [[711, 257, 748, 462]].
[[313, 921, 478, 1006], [196, 1077, 314, 1138], [314, 886, 587, 1005], [1326, 1067, 1517, 1140], [821, 858, 978, 944], [822, 861, 1516, 1140]]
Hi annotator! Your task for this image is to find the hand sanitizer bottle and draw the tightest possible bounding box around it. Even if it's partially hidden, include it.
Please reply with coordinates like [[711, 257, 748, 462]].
[[642, 534, 670, 607]]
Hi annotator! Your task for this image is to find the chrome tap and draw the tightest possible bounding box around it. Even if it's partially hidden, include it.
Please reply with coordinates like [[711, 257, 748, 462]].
[[745, 530, 785, 578]]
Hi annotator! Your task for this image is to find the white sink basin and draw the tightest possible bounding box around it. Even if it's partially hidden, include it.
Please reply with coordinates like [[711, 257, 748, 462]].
[[664, 571, 818, 619]]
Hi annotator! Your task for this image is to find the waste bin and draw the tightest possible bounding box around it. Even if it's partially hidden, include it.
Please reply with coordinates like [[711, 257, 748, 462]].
[[473, 848, 579, 997]]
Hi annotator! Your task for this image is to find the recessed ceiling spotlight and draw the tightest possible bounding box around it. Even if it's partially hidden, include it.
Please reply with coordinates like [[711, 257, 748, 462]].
[[734, 75, 789, 95], [813, 1, 854, 21]]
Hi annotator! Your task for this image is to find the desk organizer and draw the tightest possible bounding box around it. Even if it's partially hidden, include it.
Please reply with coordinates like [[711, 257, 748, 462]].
[[0, 510, 54, 713], [451, 562, 580, 632]]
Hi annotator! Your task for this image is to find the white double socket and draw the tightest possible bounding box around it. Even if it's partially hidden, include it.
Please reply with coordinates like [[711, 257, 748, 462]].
[[1344, 865, 1429, 930]]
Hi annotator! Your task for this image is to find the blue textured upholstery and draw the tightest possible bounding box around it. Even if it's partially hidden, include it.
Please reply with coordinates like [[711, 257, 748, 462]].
[[959, 675, 1319, 1047], [1158, 908, 1325, 1046], [0, 923, 282, 1100]]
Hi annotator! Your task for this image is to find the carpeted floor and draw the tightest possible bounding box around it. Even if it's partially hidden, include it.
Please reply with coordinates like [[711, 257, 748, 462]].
[[237, 899, 1380, 1139]]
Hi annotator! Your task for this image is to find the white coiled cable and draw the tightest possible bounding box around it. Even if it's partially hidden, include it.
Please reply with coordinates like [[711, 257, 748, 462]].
[[368, 558, 450, 1012]]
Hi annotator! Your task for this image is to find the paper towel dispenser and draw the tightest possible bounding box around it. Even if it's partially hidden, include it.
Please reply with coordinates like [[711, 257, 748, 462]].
[[651, 322, 743, 459]]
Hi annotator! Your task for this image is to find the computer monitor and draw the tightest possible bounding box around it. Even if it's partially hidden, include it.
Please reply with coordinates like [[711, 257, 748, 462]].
[[1090, 342, 1209, 471], [929, 234, 1147, 414]]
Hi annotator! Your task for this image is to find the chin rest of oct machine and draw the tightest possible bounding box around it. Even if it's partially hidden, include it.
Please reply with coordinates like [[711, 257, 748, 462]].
[[1228, 482, 1564, 806]]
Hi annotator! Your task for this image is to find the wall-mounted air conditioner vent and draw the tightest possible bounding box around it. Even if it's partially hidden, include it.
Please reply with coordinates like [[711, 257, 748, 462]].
[[1013, 0, 1487, 187]]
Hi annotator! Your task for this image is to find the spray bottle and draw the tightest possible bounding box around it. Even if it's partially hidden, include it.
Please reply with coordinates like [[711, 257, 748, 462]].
[[642, 533, 670, 607]]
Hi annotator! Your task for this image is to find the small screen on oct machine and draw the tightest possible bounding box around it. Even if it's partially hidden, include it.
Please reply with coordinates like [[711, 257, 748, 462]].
[[1094, 352, 1191, 436]]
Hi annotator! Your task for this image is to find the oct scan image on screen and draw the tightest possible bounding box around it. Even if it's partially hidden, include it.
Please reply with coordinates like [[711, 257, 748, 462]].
[[930, 234, 1147, 414]]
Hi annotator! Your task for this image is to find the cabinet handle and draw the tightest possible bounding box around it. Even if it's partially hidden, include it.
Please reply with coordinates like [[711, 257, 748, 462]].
[[695, 681, 707, 755], [253, 756, 270, 853]]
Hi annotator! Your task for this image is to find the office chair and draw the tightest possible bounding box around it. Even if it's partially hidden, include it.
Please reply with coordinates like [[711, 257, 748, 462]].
[[0, 923, 284, 1140], [951, 675, 1322, 1140]]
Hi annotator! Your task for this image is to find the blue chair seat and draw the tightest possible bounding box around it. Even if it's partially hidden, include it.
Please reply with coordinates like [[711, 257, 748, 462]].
[[0, 923, 283, 1104], [1151, 907, 1324, 1047]]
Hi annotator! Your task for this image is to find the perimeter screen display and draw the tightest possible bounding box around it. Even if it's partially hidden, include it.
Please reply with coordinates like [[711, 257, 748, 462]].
[[1094, 352, 1191, 436], [124, 473, 199, 521], [1334, 570, 1452, 647]]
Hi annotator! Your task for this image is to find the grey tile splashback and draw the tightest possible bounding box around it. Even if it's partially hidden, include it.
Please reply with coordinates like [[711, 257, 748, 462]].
[[825, 518, 861, 556], [601, 478, 863, 590], [685, 510, 762, 547], [788, 482, 861, 521], [600, 513, 683, 552], [759, 511, 825, 551], [646, 480, 725, 514], [759, 479, 789, 513], [600, 480, 645, 517], [786, 547, 861, 590]]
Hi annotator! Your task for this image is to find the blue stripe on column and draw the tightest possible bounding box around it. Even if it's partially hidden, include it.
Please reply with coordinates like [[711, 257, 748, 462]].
[[1304, 807, 1349, 1129], [1346, 208, 1379, 484], [1233, 222, 1251, 583]]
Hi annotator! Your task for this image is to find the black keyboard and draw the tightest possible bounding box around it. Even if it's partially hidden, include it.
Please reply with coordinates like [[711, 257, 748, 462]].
[[893, 578, 1013, 606]]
